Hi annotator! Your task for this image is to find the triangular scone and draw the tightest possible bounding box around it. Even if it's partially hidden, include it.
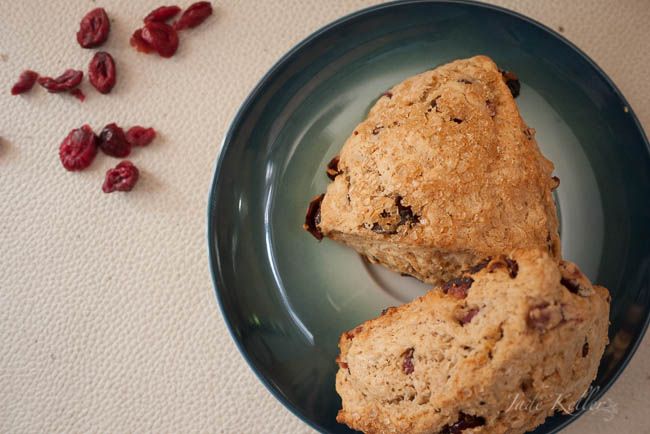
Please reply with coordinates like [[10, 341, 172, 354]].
[[335, 250, 610, 434], [305, 56, 560, 284]]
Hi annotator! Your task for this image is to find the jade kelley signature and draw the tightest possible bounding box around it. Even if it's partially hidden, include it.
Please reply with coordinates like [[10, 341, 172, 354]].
[[505, 386, 617, 422]]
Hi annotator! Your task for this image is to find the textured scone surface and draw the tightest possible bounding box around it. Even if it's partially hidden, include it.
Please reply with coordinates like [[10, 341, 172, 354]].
[[317, 55, 560, 284], [336, 250, 610, 434]]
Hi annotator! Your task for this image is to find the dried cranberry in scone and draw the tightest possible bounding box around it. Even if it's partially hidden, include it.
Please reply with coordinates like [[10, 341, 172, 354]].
[[77, 8, 110, 48]]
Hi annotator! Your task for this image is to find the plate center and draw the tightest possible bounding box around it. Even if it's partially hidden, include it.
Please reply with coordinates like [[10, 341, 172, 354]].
[[362, 257, 432, 303]]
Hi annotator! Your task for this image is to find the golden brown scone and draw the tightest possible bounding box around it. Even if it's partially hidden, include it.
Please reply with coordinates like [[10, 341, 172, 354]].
[[305, 55, 560, 285], [336, 250, 610, 434]]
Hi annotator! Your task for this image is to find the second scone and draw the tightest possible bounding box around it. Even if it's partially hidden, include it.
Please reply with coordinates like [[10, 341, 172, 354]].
[[336, 250, 610, 434], [305, 55, 560, 285]]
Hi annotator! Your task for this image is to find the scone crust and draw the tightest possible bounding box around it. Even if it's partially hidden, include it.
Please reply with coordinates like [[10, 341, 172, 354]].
[[335, 250, 610, 434], [318, 56, 560, 283]]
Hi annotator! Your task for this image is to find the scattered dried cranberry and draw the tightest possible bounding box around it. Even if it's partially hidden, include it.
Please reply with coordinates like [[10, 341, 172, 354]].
[[70, 88, 86, 102], [76, 8, 110, 48], [59, 125, 97, 171], [130, 29, 154, 53], [88, 52, 116, 94], [98, 123, 131, 158], [402, 348, 414, 374], [102, 161, 140, 193], [38, 69, 83, 93], [144, 5, 182, 23], [174, 1, 213, 31], [141, 22, 179, 58], [442, 277, 474, 299], [126, 126, 156, 147], [11, 70, 39, 95], [304, 193, 325, 240]]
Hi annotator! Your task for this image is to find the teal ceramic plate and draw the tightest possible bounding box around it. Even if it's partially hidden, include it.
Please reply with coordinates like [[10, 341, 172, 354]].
[[207, 1, 650, 432]]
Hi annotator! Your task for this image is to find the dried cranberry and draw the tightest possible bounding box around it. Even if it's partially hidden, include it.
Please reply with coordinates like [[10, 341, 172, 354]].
[[524, 127, 535, 140], [527, 303, 564, 332], [141, 22, 179, 58], [487, 256, 518, 278], [98, 123, 131, 158], [38, 69, 83, 93], [560, 277, 581, 294], [130, 29, 154, 53], [102, 161, 139, 193], [402, 348, 414, 374], [582, 341, 589, 357], [440, 412, 486, 434], [76, 8, 110, 48], [504, 258, 519, 278], [304, 193, 324, 240], [11, 70, 39, 95], [442, 277, 474, 299], [70, 88, 86, 102], [559, 261, 593, 296], [396, 196, 419, 226], [551, 176, 560, 191], [527, 304, 551, 331], [458, 307, 479, 325], [144, 5, 182, 23], [326, 156, 340, 180], [486, 100, 496, 117], [174, 1, 213, 31], [126, 126, 156, 147], [500, 70, 520, 98], [59, 125, 97, 171], [88, 52, 116, 94], [467, 257, 491, 274]]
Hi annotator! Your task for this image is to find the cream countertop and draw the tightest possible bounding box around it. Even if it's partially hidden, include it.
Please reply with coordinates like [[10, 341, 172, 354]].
[[1, 1, 648, 433]]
